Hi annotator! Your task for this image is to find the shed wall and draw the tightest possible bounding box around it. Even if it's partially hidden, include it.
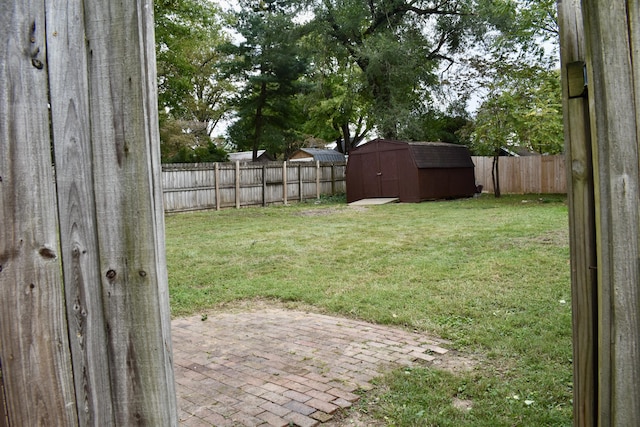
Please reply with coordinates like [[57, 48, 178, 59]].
[[417, 168, 477, 201]]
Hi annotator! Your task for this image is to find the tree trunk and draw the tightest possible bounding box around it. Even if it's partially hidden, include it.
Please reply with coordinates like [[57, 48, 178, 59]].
[[253, 80, 268, 161], [492, 155, 501, 198], [341, 123, 351, 154]]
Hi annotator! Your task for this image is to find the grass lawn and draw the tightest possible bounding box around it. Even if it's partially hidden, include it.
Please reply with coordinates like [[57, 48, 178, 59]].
[[165, 194, 573, 426]]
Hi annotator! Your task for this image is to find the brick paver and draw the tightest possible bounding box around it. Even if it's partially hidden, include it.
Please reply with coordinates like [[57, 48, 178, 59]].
[[173, 308, 450, 426]]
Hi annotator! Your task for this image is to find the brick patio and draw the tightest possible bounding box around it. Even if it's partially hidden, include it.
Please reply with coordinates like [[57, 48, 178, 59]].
[[172, 308, 451, 426]]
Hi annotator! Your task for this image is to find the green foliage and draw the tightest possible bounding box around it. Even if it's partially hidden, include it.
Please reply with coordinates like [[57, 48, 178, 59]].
[[398, 109, 470, 144], [166, 141, 228, 164], [223, 0, 309, 159], [154, 0, 562, 158], [307, 0, 487, 140], [159, 113, 229, 163], [462, 68, 564, 156], [155, 0, 233, 159]]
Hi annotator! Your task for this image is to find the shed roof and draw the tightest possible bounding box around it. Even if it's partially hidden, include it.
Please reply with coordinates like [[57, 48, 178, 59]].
[[360, 139, 473, 169], [228, 150, 274, 162], [291, 148, 346, 162], [407, 142, 474, 169]]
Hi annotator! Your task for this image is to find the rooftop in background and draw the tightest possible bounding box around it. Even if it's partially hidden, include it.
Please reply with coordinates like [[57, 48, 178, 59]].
[[228, 150, 275, 162], [289, 148, 346, 163]]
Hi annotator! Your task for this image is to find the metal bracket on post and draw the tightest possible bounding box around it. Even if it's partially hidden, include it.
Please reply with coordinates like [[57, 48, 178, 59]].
[[568, 61, 588, 98]]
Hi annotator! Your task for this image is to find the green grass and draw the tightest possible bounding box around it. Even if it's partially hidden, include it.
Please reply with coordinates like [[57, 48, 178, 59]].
[[165, 194, 573, 426]]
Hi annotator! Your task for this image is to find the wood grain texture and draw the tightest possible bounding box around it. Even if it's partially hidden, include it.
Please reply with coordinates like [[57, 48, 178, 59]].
[[0, 1, 78, 425], [81, 0, 177, 425], [582, 1, 640, 425], [557, 1, 598, 425], [0, 373, 7, 427], [45, 1, 115, 424]]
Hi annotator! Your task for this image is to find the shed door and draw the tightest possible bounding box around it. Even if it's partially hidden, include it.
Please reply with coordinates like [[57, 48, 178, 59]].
[[379, 150, 400, 197], [359, 149, 400, 198], [360, 151, 380, 198]]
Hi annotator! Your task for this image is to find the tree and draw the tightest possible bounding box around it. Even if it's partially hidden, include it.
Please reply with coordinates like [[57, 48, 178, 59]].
[[296, 33, 373, 153], [451, 0, 561, 197], [460, 67, 564, 197], [306, 0, 499, 140], [155, 0, 233, 161], [224, 0, 309, 160]]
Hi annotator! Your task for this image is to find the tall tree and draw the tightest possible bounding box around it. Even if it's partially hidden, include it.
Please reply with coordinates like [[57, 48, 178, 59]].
[[455, 0, 562, 197], [155, 0, 232, 162], [460, 67, 563, 197], [296, 31, 372, 154], [306, 0, 496, 140], [224, 0, 309, 160]]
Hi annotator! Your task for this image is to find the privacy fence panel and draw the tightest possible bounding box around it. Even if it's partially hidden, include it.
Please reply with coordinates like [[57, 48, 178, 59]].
[[162, 161, 347, 212], [471, 155, 566, 194]]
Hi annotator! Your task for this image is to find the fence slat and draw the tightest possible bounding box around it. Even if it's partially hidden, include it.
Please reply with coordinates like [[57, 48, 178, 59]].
[[0, 2, 78, 426], [235, 161, 241, 209], [82, 1, 177, 424], [46, 0, 116, 424]]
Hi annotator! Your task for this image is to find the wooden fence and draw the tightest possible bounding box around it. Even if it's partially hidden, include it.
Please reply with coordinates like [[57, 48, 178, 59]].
[[162, 161, 347, 212], [471, 155, 566, 194], [1, 2, 176, 425]]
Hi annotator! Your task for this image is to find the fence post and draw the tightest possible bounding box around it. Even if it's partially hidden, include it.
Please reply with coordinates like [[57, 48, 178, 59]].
[[298, 163, 303, 201], [215, 163, 220, 211], [331, 164, 336, 195], [581, 1, 640, 424], [262, 164, 267, 207], [235, 161, 241, 209], [316, 161, 321, 200], [283, 161, 288, 205], [558, 1, 597, 425]]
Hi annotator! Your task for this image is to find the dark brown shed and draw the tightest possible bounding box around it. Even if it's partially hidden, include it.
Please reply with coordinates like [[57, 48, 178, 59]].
[[346, 139, 478, 203]]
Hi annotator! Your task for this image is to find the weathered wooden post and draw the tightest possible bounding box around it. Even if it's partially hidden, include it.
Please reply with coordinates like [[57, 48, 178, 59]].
[[0, 1, 177, 425], [235, 161, 241, 209], [581, 1, 640, 425], [559, 0, 640, 425], [558, 1, 597, 425], [316, 161, 321, 200], [283, 161, 289, 205]]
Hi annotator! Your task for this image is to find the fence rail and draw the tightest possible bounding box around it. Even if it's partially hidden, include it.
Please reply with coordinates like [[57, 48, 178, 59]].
[[471, 155, 566, 194], [162, 161, 347, 212]]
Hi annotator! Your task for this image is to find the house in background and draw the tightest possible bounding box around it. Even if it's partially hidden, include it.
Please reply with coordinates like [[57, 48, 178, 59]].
[[346, 139, 478, 203], [289, 148, 346, 163], [228, 150, 275, 162]]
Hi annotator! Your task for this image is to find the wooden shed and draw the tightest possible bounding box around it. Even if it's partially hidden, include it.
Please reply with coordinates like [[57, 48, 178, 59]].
[[346, 139, 478, 203]]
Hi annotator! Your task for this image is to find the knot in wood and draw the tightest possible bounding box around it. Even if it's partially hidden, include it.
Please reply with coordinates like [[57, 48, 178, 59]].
[[39, 246, 57, 259]]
